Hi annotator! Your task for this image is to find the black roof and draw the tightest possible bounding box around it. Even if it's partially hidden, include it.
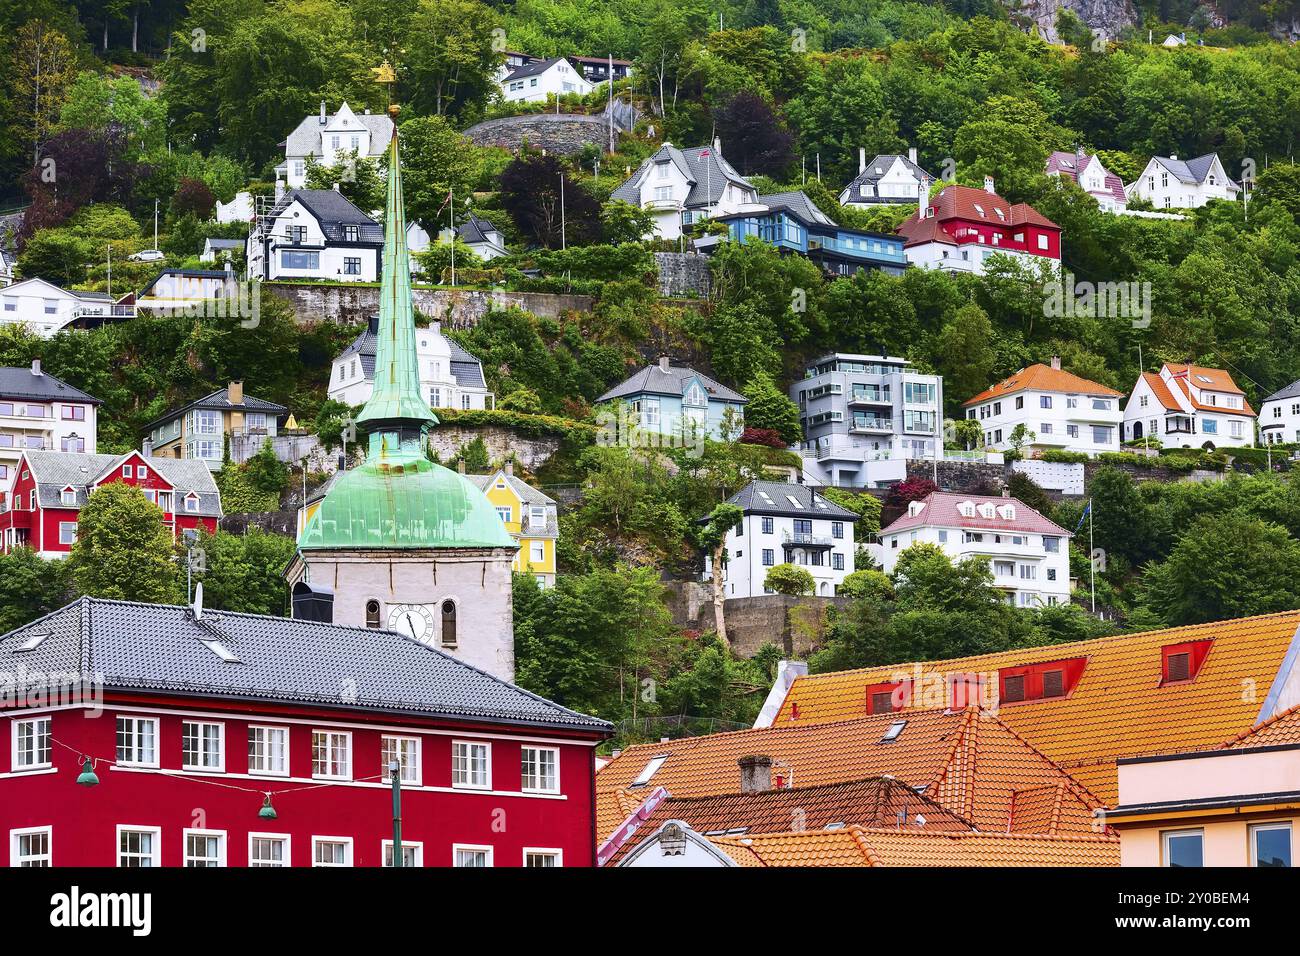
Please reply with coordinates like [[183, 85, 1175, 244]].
[[503, 57, 574, 82], [143, 388, 289, 432], [724, 480, 860, 520], [271, 189, 383, 243], [0, 597, 611, 732], [0, 366, 101, 405]]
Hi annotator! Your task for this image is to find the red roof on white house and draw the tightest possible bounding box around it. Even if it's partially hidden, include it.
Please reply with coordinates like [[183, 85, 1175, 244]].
[[1045, 151, 1127, 205], [897, 184, 1060, 249], [880, 492, 1071, 537]]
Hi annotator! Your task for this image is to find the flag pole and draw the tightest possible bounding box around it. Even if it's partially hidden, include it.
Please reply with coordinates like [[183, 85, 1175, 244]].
[[1088, 496, 1096, 613]]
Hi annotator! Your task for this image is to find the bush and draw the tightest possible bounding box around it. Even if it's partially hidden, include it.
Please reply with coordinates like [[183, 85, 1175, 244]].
[[1040, 449, 1089, 464], [739, 427, 787, 448]]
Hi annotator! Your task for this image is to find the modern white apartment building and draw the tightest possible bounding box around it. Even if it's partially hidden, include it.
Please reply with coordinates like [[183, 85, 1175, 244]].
[[0, 361, 100, 507], [872, 492, 1072, 608], [704, 480, 859, 598], [1123, 363, 1255, 449], [792, 353, 943, 488], [0, 278, 135, 338], [963, 359, 1123, 457]]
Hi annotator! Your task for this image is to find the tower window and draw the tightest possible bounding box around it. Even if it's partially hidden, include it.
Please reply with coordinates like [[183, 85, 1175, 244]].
[[441, 600, 457, 648], [365, 599, 380, 629]]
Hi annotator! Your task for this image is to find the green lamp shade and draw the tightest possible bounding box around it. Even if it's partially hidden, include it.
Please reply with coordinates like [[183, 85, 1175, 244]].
[[259, 794, 278, 820], [76, 758, 99, 787]]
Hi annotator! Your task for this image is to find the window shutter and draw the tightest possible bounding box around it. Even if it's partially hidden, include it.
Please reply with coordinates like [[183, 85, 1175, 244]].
[[1002, 675, 1025, 703], [1042, 670, 1064, 698], [1166, 652, 1190, 683]]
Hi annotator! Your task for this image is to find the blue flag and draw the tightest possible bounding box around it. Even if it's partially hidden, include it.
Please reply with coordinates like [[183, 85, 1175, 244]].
[[1075, 501, 1091, 533]]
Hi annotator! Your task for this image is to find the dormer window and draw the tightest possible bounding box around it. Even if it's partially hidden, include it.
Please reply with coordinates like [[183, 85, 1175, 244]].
[[978, 503, 996, 519], [60, 486, 76, 506], [958, 501, 976, 518], [908, 500, 925, 517], [998, 505, 1016, 520], [997, 658, 1086, 704], [1162, 640, 1212, 685]]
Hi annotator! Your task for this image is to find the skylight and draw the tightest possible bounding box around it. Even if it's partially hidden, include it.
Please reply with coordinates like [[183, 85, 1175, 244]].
[[631, 754, 668, 786], [14, 633, 47, 652], [881, 719, 907, 742], [201, 639, 241, 663], [786, 495, 804, 509]]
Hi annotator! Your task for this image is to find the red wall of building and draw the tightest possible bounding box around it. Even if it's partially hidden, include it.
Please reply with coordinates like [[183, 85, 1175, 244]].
[[941, 220, 1061, 260], [1, 698, 602, 867]]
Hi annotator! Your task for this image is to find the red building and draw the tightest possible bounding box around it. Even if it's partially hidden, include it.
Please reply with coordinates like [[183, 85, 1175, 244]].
[[0, 449, 220, 557], [898, 180, 1062, 275], [1, 597, 611, 867]]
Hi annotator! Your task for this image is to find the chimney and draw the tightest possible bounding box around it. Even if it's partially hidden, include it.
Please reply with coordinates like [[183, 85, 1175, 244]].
[[1050, 355, 1061, 370], [859, 147, 866, 174], [142, 438, 153, 458], [30, 359, 41, 377], [658, 355, 671, 373], [908, 146, 918, 165], [1170, 153, 1178, 161], [274, 179, 285, 201], [738, 755, 773, 794], [983, 175, 996, 194], [227, 381, 244, 406], [319, 100, 326, 124], [712, 137, 721, 154], [368, 314, 380, 336], [504, 460, 514, 477], [332, 182, 341, 192], [457, 460, 466, 475]]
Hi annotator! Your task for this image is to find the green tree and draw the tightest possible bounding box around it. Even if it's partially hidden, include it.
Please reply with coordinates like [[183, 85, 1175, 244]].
[[397, 115, 479, 226], [68, 482, 181, 603], [934, 302, 997, 411], [600, 200, 655, 245], [764, 562, 815, 596], [304, 150, 385, 213], [10, 20, 78, 163], [193, 527, 297, 617], [741, 372, 801, 444], [0, 547, 72, 633], [404, 0, 502, 118]]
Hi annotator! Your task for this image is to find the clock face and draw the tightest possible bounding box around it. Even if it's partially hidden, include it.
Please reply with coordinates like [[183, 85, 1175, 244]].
[[387, 604, 436, 644]]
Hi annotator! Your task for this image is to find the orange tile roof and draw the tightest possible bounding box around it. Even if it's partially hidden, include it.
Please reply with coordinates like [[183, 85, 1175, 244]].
[[1225, 704, 1300, 749], [595, 707, 1106, 839], [1164, 365, 1256, 415], [1138, 371, 1183, 411], [963, 363, 1123, 406], [709, 827, 1120, 867], [775, 612, 1300, 805]]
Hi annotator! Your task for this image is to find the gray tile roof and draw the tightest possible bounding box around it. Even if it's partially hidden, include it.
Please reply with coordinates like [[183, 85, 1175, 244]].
[[597, 362, 747, 404], [0, 366, 101, 404], [611, 143, 755, 210], [1263, 378, 1300, 405], [0, 597, 612, 732], [339, 319, 487, 388], [282, 108, 392, 160], [1154, 153, 1238, 189], [725, 480, 860, 520], [20, 450, 223, 517], [144, 388, 288, 432], [205, 238, 244, 250], [465, 472, 558, 536], [457, 213, 501, 246], [269, 190, 383, 243], [840, 154, 932, 199], [503, 57, 571, 82]]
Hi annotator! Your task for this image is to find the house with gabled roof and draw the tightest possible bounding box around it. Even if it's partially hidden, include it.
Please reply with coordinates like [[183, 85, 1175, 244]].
[[758, 610, 1300, 806], [597, 355, 746, 441], [0, 448, 221, 557], [1123, 362, 1255, 449], [143, 382, 289, 470], [839, 147, 933, 208], [497, 56, 594, 103], [0, 360, 100, 504], [407, 214, 507, 271], [609, 140, 764, 240], [0, 595, 610, 866], [872, 491, 1072, 608], [1046, 148, 1128, 212], [963, 357, 1124, 456], [466, 463, 558, 588], [1126, 152, 1240, 210], [1259, 377, 1300, 446], [246, 187, 383, 282], [898, 180, 1062, 275], [276, 100, 392, 189]]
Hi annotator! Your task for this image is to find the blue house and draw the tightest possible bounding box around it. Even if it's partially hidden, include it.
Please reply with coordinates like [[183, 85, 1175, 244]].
[[709, 191, 908, 276], [597, 357, 747, 441]]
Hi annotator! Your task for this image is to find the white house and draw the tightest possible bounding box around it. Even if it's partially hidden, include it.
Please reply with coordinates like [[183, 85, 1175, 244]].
[[0, 250, 15, 286], [328, 315, 494, 412], [1124, 363, 1255, 449], [407, 214, 508, 275], [498, 57, 593, 104], [137, 268, 235, 309], [1259, 379, 1300, 446], [0, 278, 135, 338], [1046, 149, 1128, 212], [276, 101, 392, 189], [838, 148, 932, 208], [963, 359, 1124, 457], [214, 191, 254, 225], [609, 141, 764, 240], [704, 480, 859, 598], [872, 492, 1072, 609], [1126, 154, 1240, 210], [246, 188, 382, 282], [200, 238, 244, 263], [0, 360, 100, 506]]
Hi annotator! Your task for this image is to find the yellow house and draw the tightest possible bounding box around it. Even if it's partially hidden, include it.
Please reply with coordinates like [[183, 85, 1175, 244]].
[[468, 465, 558, 587]]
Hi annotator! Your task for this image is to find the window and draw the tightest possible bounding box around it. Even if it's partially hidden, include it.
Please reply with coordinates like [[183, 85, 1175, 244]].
[[116, 716, 158, 767], [1162, 640, 1211, 684], [495, 505, 512, 523], [313, 837, 353, 867], [1162, 829, 1203, 867], [521, 746, 559, 793], [365, 599, 381, 628], [13, 717, 51, 770], [1040, 395, 1052, 409], [343, 225, 359, 242], [249, 834, 290, 867], [452, 741, 490, 789], [184, 829, 226, 867], [1043, 536, 1060, 553], [1041, 669, 1064, 698], [441, 600, 457, 648], [381, 735, 421, 785], [530, 541, 545, 563], [832, 522, 844, 539], [343, 257, 361, 275], [182, 721, 224, 771], [184, 494, 200, 512], [832, 553, 845, 571], [383, 841, 422, 867], [793, 518, 812, 536], [762, 517, 773, 534], [631, 754, 667, 786], [312, 731, 351, 780], [11, 827, 51, 866], [524, 849, 562, 867], [282, 250, 320, 270], [1002, 675, 1026, 703], [453, 845, 493, 867], [117, 827, 159, 867], [248, 725, 288, 776], [123, 464, 133, 478], [762, 549, 774, 566], [62, 405, 85, 421], [58, 522, 76, 546], [1251, 823, 1291, 867]]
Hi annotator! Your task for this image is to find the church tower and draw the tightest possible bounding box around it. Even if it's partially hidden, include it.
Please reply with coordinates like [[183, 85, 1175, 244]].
[[286, 117, 519, 681]]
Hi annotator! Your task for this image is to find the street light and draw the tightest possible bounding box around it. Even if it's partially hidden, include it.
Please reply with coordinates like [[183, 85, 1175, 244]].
[[389, 759, 403, 867]]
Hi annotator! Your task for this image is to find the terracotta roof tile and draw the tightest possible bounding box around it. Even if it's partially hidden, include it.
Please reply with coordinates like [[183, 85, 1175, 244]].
[[1164, 364, 1255, 415], [776, 612, 1300, 805], [1139, 371, 1182, 411], [1225, 704, 1300, 749], [964, 363, 1123, 406]]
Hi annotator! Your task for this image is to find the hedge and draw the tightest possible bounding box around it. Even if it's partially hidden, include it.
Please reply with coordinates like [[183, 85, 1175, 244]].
[[434, 407, 597, 443]]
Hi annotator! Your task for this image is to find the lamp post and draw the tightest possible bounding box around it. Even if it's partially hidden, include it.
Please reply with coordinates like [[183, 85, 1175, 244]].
[[389, 759, 403, 867]]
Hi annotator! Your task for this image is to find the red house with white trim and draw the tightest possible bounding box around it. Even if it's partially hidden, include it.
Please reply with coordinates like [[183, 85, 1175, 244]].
[[0, 449, 221, 558], [898, 180, 1062, 275], [0, 596, 612, 867]]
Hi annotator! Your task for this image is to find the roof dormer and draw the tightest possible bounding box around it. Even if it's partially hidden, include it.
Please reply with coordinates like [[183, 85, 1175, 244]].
[[957, 501, 976, 518], [978, 503, 996, 519], [907, 500, 926, 517]]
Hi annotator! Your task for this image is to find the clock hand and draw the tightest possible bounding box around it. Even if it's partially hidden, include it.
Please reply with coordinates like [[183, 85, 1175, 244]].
[[405, 614, 418, 639]]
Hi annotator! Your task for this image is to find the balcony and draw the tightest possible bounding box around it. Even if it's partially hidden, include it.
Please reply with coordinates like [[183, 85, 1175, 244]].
[[782, 531, 834, 550], [851, 416, 894, 433], [645, 198, 682, 211], [848, 389, 891, 406]]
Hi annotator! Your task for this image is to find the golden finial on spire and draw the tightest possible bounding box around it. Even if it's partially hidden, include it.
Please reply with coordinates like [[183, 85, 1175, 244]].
[[372, 59, 399, 116]]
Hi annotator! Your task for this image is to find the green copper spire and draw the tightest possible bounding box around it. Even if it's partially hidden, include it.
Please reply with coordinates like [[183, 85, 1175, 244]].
[[355, 126, 438, 442]]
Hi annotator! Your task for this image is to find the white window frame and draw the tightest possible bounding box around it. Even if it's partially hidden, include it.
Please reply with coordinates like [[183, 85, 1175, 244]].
[[248, 832, 291, 867], [382, 840, 424, 867], [311, 729, 352, 781], [58, 521, 76, 545], [520, 745, 560, 794], [182, 828, 227, 867], [11, 716, 51, 771], [1161, 828, 1204, 867], [1249, 821, 1292, 867], [181, 720, 225, 772], [452, 843, 494, 867], [248, 724, 289, 777], [451, 740, 491, 790], [116, 825, 161, 867], [10, 826, 52, 867], [115, 715, 160, 768], [523, 847, 563, 867], [380, 734, 422, 785], [312, 836, 354, 867]]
